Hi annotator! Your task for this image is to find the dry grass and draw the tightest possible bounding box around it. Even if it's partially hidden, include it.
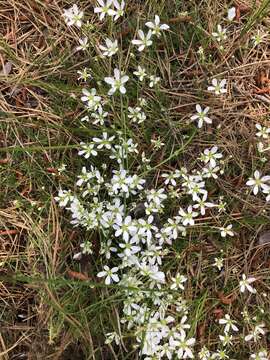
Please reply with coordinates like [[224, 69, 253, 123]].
[[1, 0, 270, 359]]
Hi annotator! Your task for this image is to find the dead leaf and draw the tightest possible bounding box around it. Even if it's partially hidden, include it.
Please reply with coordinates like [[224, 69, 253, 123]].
[[237, 3, 251, 13], [169, 15, 192, 24], [197, 322, 206, 342], [258, 231, 270, 246], [213, 308, 224, 319], [15, 170, 24, 179], [0, 229, 19, 236], [0, 158, 10, 164], [67, 270, 90, 281], [254, 87, 270, 94], [218, 291, 237, 305], [20, 187, 31, 196], [235, 6, 241, 21], [47, 167, 58, 174]]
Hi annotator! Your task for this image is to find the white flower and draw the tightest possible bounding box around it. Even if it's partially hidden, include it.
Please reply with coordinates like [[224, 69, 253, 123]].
[[91, 106, 108, 125], [128, 106, 146, 124], [104, 68, 129, 95], [113, 215, 137, 241], [94, 0, 113, 21], [255, 124, 270, 138], [212, 24, 227, 42], [110, 139, 139, 164], [110, 0, 125, 20], [219, 314, 239, 333], [68, 198, 85, 225], [197, 46, 205, 63], [207, 79, 227, 95], [191, 104, 212, 128], [219, 224, 234, 237], [81, 88, 101, 110], [93, 132, 115, 149], [155, 228, 172, 245], [158, 343, 175, 359], [119, 237, 141, 257], [78, 142, 97, 158], [55, 189, 74, 207], [193, 192, 215, 215], [151, 137, 165, 150], [146, 188, 167, 205], [105, 331, 121, 345], [100, 240, 117, 259], [76, 37, 89, 51], [202, 165, 220, 179], [178, 206, 198, 226], [133, 66, 147, 81], [252, 31, 267, 47], [141, 151, 150, 165], [138, 97, 147, 107], [239, 274, 256, 294], [110, 169, 133, 195], [76, 166, 93, 186], [149, 75, 160, 87], [97, 265, 119, 285], [77, 68, 92, 81], [143, 202, 160, 216], [63, 4, 84, 28], [263, 187, 270, 202], [106, 198, 124, 218], [201, 146, 223, 168], [175, 316, 191, 338], [80, 241, 93, 255], [245, 323, 266, 342], [199, 346, 211, 360], [219, 333, 233, 346], [145, 15, 169, 37], [170, 273, 187, 290], [216, 197, 226, 213], [132, 30, 153, 51], [121, 139, 139, 156], [184, 176, 206, 201], [99, 38, 118, 57], [163, 217, 186, 240], [246, 170, 270, 195], [161, 170, 181, 186], [212, 349, 229, 359], [228, 7, 236, 21], [139, 263, 165, 283], [137, 215, 158, 244], [57, 164, 66, 173], [250, 350, 268, 360], [213, 257, 224, 271], [174, 334, 195, 359]]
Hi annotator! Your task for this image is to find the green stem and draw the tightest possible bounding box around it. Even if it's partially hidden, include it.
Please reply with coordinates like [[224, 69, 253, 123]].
[[141, 127, 197, 176]]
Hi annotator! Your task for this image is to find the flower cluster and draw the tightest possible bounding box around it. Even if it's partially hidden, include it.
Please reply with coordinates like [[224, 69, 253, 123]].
[[58, 2, 269, 359]]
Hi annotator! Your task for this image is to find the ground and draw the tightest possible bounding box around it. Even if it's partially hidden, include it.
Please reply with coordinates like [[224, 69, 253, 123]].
[[1, 0, 270, 359]]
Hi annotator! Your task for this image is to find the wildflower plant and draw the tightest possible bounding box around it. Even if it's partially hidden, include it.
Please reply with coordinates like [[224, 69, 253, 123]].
[[54, 2, 270, 359]]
